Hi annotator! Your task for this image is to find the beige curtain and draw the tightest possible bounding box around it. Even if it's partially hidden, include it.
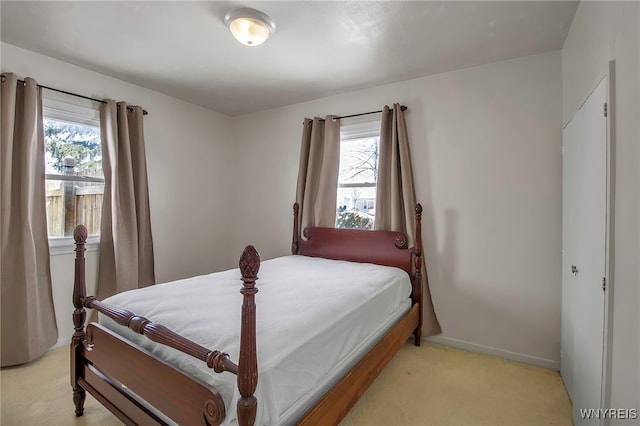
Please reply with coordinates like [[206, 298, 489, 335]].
[[96, 100, 154, 300], [0, 73, 58, 366], [295, 116, 341, 231], [375, 103, 441, 336]]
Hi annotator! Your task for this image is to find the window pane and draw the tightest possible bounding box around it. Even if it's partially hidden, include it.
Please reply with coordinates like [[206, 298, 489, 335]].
[[338, 137, 379, 184], [336, 186, 375, 230], [44, 117, 103, 238], [44, 118, 102, 178], [46, 180, 104, 238]]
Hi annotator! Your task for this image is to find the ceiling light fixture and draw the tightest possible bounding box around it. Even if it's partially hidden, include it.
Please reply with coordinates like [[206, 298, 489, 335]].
[[224, 8, 276, 47]]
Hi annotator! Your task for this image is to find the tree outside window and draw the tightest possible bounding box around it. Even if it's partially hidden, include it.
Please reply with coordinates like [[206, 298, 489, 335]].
[[45, 120, 102, 177]]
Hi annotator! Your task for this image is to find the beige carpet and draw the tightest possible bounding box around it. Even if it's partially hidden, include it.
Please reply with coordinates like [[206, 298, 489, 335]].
[[1, 342, 572, 426]]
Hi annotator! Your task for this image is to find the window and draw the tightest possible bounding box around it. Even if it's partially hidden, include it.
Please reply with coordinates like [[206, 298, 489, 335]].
[[43, 98, 103, 249], [336, 120, 380, 230]]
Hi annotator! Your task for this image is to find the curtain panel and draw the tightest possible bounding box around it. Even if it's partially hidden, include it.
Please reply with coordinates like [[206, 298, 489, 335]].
[[375, 103, 441, 336], [295, 116, 341, 232], [0, 73, 58, 366], [96, 100, 154, 300]]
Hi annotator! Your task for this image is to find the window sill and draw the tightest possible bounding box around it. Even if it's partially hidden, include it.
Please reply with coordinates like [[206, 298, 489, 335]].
[[49, 236, 100, 256]]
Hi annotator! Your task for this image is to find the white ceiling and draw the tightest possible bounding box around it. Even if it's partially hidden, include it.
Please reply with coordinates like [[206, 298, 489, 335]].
[[1, 1, 578, 116]]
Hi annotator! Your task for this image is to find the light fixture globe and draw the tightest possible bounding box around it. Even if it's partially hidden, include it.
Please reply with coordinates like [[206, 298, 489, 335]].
[[224, 8, 276, 46]]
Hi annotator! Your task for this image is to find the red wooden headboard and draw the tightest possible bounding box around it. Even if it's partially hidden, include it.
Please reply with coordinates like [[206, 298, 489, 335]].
[[291, 203, 423, 277], [296, 227, 412, 274]]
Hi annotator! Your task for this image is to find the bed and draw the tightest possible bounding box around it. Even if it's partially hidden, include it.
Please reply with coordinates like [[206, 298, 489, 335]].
[[70, 202, 425, 425]]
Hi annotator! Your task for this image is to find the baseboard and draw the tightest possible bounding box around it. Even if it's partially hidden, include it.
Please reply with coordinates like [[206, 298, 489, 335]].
[[426, 335, 560, 371]]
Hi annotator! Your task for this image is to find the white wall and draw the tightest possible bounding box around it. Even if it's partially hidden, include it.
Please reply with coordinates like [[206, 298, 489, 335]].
[[1, 43, 237, 345], [1, 44, 569, 371], [231, 51, 563, 369], [562, 0, 639, 417]]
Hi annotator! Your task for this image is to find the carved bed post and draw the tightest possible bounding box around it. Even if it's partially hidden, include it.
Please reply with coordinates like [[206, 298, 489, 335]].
[[292, 202, 300, 254], [413, 204, 424, 346], [71, 225, 88, 416], [237, 246, 260, 426]]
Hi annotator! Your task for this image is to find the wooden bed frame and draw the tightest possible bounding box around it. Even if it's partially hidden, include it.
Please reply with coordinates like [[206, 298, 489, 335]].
[[71, 203, 424, 425]]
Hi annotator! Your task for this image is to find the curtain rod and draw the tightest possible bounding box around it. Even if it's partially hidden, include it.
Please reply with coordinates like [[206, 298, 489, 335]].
[[1, 74, 148, 116], [313, 105, 407, 123], [334, 105, 407, 120]]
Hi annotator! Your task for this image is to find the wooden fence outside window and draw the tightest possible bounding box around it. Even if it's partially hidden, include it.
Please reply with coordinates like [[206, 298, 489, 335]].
[[46, 180, 103, 237]]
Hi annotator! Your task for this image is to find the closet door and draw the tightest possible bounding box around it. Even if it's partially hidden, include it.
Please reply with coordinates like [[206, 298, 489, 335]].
[[561, 99, 581, 399], [561, 77, 607, 425]]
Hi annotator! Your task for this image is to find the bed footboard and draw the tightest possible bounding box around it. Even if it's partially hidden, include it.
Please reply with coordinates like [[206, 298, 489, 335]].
[[71, 226, 261, 426], [81, 323, 226, 425]]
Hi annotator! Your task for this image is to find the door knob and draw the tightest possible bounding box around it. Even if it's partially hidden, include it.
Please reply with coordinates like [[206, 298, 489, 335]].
[[571, 265, 579, 275]]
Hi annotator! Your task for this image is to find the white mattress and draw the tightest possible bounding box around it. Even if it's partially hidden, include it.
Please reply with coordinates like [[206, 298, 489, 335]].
[[100, 255, 412, 425]]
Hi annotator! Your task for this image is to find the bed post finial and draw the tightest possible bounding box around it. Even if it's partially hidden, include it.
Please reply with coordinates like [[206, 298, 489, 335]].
[[292, 202, 300, 254], [71, 225, 88, 416], [238, 245, 260, 426], [413, 204, 423, 346]]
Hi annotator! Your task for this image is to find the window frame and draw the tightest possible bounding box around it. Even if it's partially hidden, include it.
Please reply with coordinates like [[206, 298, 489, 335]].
[[336, 119, 381, 229], [43, 97, 102, 255]]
